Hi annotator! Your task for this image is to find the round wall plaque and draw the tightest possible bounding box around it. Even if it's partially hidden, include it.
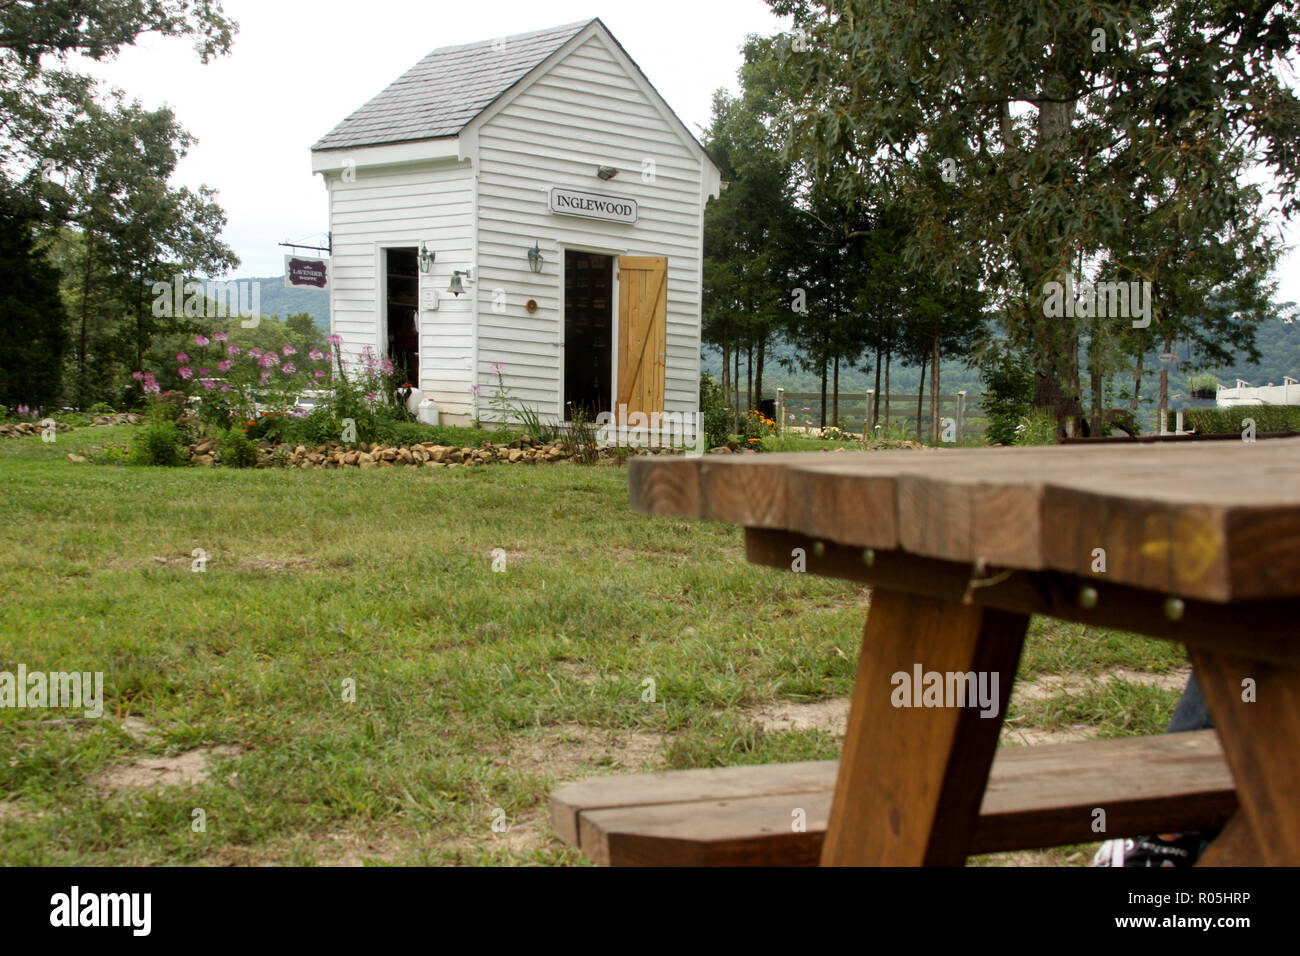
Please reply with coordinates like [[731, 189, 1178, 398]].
[[525, 299, 539, 314]]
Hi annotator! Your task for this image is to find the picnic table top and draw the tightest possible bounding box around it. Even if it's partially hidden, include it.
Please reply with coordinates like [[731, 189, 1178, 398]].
[[628, 439, 1300, 603]]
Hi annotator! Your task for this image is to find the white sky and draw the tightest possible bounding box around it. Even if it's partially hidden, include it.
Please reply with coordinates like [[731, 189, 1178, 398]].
[[71, 0, 1299, 304], [73, 0, 789, 277]]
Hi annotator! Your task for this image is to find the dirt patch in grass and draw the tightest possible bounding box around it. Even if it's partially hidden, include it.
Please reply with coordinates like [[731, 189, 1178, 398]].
[[86, 743, 243, 794], [1012, 667, 1190, 705], [749, 698, 850, 737], [505, 723, 666, 781], [0, 801, 41, 824]]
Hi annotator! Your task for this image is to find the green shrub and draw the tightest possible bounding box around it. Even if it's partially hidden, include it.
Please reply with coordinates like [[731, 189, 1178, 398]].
[[93, 442, 132, 465], [218, 429, 259, 468], [130, 421, 186, 466], [1186, 373, 1219, 398], [87, 402, 116, 415], [1012, 408, 1058, 445], [981, 352, 1034, 445], [1170, 406, 1300, 435], [699, 373, 733, 448]]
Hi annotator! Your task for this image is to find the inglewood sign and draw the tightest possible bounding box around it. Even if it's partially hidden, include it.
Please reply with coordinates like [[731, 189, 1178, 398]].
[[548, 187, 637, 224]]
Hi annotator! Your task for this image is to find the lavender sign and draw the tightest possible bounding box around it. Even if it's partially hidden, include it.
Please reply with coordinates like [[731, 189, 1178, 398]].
[[285, 256, 329, 290]]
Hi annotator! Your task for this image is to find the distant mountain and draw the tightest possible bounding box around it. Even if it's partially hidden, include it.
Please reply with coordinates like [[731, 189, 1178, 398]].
[[206, 276, 329, 332]]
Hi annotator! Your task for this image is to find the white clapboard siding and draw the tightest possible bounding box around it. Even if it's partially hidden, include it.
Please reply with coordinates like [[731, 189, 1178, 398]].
[[471, 32, 707, 419], [326, 159, 476, 417]]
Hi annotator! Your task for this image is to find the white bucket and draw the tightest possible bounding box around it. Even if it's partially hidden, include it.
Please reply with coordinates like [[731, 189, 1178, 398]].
[[417, 397, 440, 425]]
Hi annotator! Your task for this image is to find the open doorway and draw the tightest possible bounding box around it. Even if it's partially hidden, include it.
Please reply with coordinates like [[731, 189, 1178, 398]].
[[563, 250, 614, 421], [384, 248, 419, 384]]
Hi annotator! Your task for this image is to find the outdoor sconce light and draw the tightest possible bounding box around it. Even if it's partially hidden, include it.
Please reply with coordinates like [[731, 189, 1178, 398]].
[[596, 165, 618, 180], [527, 241, 544, 274], [418, 242, 436, 273], [447, 270, 471, 297]]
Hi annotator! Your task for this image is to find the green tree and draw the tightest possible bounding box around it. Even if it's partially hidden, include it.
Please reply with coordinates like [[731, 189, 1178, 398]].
[[0, 185, 69, 406], [763, 0, 1300, 435]]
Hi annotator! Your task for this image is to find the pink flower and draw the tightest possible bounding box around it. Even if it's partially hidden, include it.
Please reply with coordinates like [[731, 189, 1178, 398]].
[[131, 371, 144, 381], [493, 362, 504, 373], [178, 366, 193, 380], [199, 368, 210, 376], [313, 369, 325, 379], [177, 352, 189, 363], [217, 360, 231, 372], [365, 392, 377, 402], [248, 348, 263, 358], [259, 370, 272, 384], [213, 332, 227, 342], [380, 359, 394, 374], [282, 345, 296, 356], [145, 383, 161, 395], [282, 363, 297, 374], [16, 404, 28, 415], [227, 345, 240, 356], [259, 353, 279, 368], [219, 384, 231, 393], [308, 349, 323, 361], [195, 334, 210, 346], [327, 334, 343, 346], [201, 378, 216, 390]]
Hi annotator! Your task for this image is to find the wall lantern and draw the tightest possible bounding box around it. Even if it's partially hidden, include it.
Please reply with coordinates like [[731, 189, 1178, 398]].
[[527, 241, 544, 274], [447, 270, 471, 297], [596, 165, 618, 180], [418, 242, 436, 273]]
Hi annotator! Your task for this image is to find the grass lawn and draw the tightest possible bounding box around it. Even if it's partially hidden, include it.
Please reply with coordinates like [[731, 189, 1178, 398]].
[[0, 426, 1189, 865]]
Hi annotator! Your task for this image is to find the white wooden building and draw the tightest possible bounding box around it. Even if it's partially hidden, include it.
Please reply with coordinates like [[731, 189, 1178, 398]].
[[310, 18, 721, 429], [1216, 377, 1300, 407]]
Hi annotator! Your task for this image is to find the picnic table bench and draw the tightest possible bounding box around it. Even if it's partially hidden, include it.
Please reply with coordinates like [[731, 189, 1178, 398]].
[[550, 440, 1300, 866]]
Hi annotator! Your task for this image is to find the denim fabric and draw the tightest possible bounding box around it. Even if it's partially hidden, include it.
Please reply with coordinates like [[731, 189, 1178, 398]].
[[1167, 671, 1214, 733]]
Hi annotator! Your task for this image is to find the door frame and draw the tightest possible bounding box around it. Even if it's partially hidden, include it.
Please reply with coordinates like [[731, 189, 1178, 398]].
[[375, 241, 422, 371], [557, 241, 624, 424]]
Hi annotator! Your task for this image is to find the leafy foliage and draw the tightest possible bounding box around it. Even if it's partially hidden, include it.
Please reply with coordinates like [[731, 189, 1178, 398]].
[[699, 373, 734, 448], [981, 351, 1035, 446], [130, 420, 185, 466], [1174, 406, 1300, 435]]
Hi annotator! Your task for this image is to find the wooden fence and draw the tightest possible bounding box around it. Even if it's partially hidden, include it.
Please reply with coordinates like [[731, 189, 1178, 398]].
[[769, 389, 985, 442]]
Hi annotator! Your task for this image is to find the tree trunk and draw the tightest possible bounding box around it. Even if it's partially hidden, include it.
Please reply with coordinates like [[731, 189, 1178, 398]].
[[1159, 336, 1171, 433], [733, 346, 741, 434], [1130, 351, 1144, 411], [819, 360, 828, 430], [871, 349, 882, 430], [1089, 315, 1104, 436], [79, 238, 92, 407], [884, 349, 891, 428], [930, 332, 941, 444], [916, 354, 928, 442], [754, 335, 765, 409], [832, 356, 840, 427], [746, 341, 753, 411]]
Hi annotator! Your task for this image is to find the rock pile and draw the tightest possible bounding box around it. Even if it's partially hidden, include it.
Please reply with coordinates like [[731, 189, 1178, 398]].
[[91, 413, 145, 426], [0, 421, 71, 439], [186, 435, 686, 469]]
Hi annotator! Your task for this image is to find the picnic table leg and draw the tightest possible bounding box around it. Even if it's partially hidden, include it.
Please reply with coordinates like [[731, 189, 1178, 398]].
[[820, 587, 1029, 866], [1189, 649, 1300, 865]]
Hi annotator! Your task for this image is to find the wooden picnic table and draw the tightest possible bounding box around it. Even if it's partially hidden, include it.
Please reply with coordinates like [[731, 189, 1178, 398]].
[[596, 439, 1300, 866]]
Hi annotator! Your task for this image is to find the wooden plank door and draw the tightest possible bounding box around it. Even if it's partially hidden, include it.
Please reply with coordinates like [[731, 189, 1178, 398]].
[[617, 256, 667, 415]]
